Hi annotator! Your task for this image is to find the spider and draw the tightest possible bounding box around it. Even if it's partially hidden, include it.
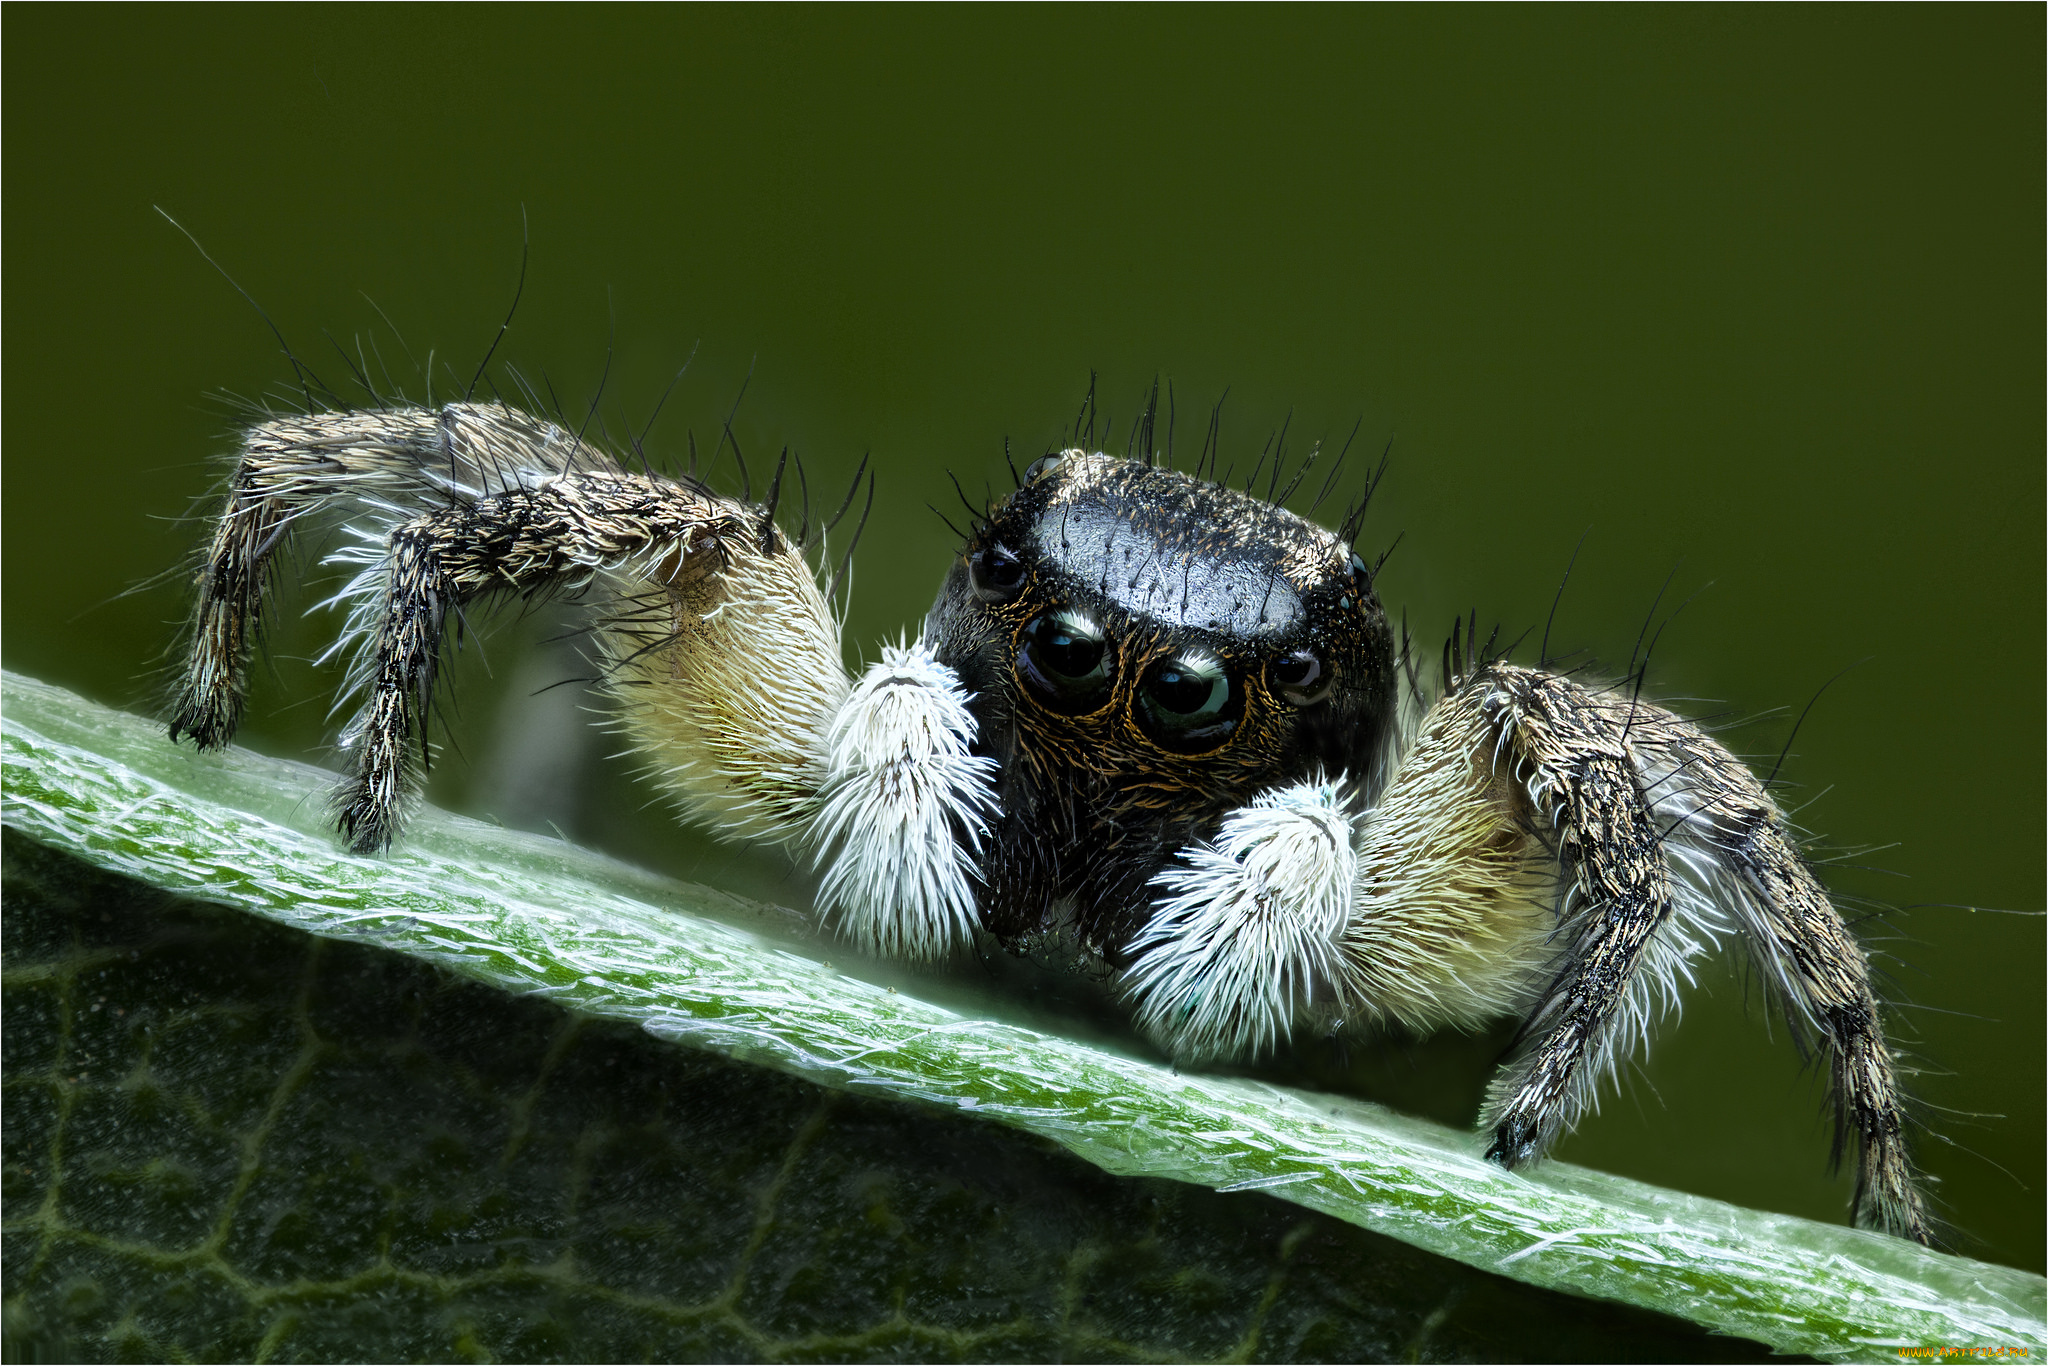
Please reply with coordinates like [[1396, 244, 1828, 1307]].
[[165, 393, 1931, 1245]]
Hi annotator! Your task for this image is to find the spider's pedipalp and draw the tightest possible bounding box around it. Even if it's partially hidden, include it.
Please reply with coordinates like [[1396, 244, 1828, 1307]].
[[1123, 779, 1357, 1061], [810, 641, 999, 961]]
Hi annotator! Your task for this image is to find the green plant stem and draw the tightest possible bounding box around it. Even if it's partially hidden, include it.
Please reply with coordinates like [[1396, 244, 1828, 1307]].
[[2, 669, 2040, 1361]]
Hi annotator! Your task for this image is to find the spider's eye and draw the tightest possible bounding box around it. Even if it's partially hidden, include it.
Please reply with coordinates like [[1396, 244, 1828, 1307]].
[[1022, 452, 1068, 483], [1018, 610, 1113, 712], [1136, 651, 1240, 752], [1270, 648, 1331, 706], [968, 543, 1027, 603]]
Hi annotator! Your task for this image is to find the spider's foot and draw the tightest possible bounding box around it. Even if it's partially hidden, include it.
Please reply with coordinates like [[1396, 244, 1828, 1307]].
[[335, 787, 402, 856], [1860, 1188, 1938, 1248], [166, 686, 242, 751], [1855, 1135, 1939, 1246], [1484, 1115, 1543, 1170]]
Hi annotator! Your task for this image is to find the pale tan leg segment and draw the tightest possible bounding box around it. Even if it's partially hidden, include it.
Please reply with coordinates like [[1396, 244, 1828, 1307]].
[[168, 403, 845, 856], [1123, 654, 1930, 1244]]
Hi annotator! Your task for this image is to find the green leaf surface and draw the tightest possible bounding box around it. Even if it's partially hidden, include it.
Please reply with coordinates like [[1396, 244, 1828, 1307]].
[[2, 670, 2041, 1362], [3, 833, 1777, 1363]]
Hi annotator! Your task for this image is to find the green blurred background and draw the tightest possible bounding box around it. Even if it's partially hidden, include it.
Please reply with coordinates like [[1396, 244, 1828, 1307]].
[[4, 6, 2039, 1276]]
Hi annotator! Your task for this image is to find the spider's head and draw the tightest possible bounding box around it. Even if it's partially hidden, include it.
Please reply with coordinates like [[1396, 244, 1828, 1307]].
[[924, 449, 1397, 955]]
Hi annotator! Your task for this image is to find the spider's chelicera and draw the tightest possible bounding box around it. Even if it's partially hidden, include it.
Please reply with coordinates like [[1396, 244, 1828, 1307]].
[[167, 396, 1931, 1245]]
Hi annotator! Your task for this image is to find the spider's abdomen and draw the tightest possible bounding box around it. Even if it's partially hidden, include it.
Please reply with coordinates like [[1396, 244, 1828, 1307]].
[[923, 451, 1397, 957]]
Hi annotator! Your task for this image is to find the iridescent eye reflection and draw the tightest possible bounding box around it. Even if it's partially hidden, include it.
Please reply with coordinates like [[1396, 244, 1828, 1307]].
[[1340, 552, 1372, 611], [1271, 648, 1331, 706], [1017, 609, 1113, 712], [968, 543, 1026, 602], [1022, 452, 1067, 483], [1137, 650, 1238, 752]]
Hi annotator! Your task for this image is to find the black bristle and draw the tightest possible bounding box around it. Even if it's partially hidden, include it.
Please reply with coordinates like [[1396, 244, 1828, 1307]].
[[792, 450, 813, 552], [717, 365, 756, 501], [948, 469, 986, 532], [1201, 390, 1228, 481], [570, 293, 617, 462], [636, 341, 699, 454], [1137, 377, 1160, 465], [1164, 381, 1178, 471], [1369, 530, 1403, 580], [1244, 430, 1272, 495], [322, 328, 374, 404], [759, 448, 789, 553], [466, 207, 528, 401], [1307, 419, 1355, 515], [159, 206, 336, 412], [826, 471, 877, 604], [824, 453, 871, 537], [365, 293, 424, 400], [1540, 530, 1590, 669], [1275, 434, 1322, 508], [1264, 411, 1294, 503]]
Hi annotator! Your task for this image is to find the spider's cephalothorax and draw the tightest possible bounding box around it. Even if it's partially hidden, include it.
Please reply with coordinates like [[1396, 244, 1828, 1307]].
[[923, 451, 1398, 958], [166, 397, 1934, 1246]]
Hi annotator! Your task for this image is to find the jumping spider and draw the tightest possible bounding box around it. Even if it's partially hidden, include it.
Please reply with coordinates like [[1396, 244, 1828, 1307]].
[[166, 394, 1931, 1244]]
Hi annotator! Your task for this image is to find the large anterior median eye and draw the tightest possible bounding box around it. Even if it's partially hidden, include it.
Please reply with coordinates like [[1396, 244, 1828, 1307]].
[[1017, 610, 1113, 712], [1137, 651, 1239, 752]]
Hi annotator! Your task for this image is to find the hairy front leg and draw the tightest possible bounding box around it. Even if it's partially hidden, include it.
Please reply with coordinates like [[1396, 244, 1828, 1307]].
[[1471, 667, 1683, 1167], [1471, 663, 1930, 1243]]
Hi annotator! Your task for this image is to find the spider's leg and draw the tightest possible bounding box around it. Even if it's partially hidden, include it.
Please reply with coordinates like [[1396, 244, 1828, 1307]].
[[1334, 687, 1560, 1038], [807, 639, 1000, 962], [1625, 703, 1933, 1244], [169, 403, 606, 748], [169, 402, 847, 856], [1473, 664, 1930, 1245], [1469, 666, 1679, 1169], [597, 494, 844, 848], [331, 467, 823, 855]]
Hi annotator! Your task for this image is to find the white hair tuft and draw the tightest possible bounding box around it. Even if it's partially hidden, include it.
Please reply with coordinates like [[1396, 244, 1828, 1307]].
[[811, 640, 999, 961], [1124, 780, 1356, 1061]]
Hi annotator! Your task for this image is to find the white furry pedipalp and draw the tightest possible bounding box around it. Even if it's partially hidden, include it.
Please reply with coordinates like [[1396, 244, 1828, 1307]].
[[1124, 780, 1357, 1061], [811, 641, 1000, 961]]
